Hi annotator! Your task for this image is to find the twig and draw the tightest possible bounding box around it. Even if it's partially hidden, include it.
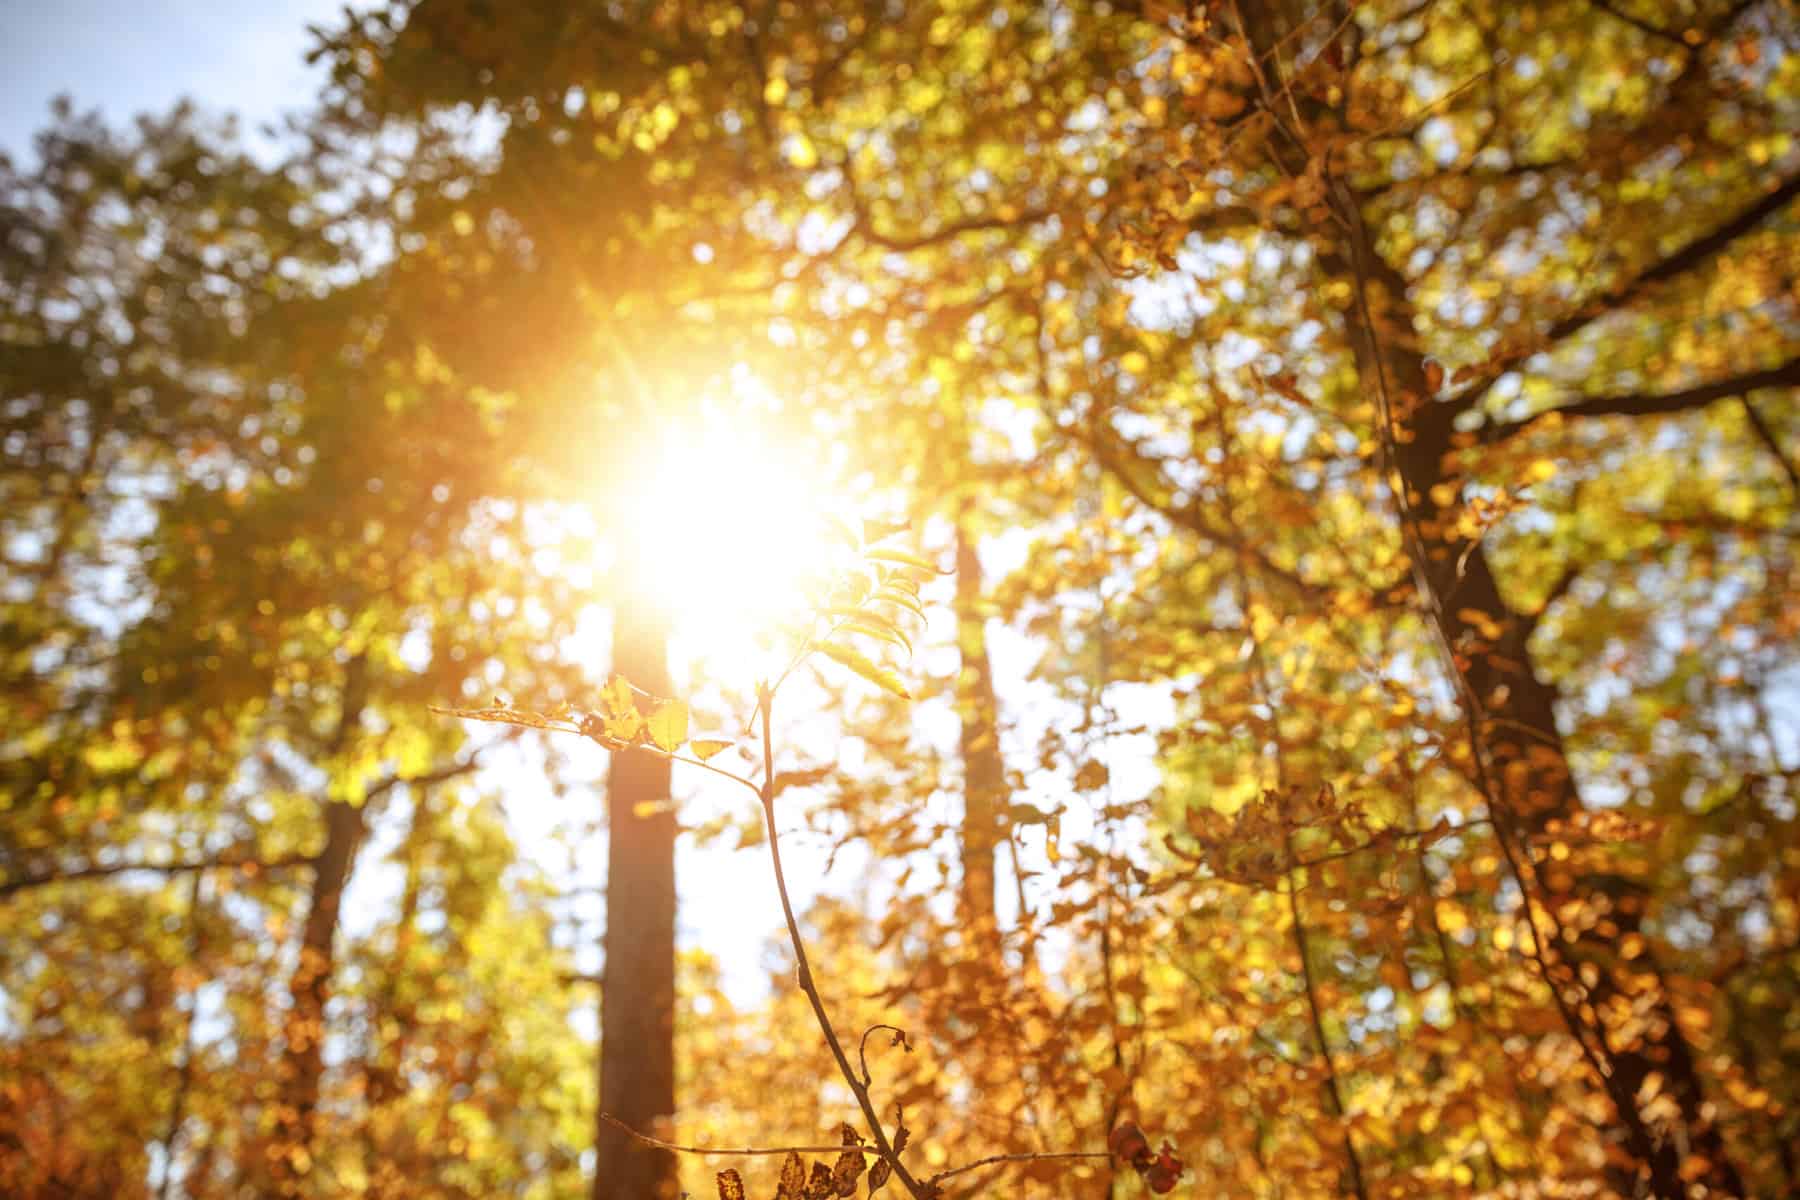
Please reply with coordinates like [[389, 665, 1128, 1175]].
[[927, 1150, 1112, 1187], [599, 1112, 857, 1159], [857, 1024, 910, 1089], [756, 685, 928, 1198]]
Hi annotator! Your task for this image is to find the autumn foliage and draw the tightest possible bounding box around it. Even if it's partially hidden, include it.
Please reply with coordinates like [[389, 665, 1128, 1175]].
[[4, 2, 1799, 1199]]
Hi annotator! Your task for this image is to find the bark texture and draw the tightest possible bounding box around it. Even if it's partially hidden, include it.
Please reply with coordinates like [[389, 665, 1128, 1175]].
[[593, 596, 678, 1200]]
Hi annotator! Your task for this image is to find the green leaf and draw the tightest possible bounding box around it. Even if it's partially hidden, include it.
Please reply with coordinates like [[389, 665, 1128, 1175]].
[[689, 737, 733, 761], [646, 700, 688, 752], [818, 641, 911, 699]]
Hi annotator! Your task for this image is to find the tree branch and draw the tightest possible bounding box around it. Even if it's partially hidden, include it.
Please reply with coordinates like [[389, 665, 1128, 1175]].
[[1480, 356, 1800, 443], [0, 851, 317, 900], [1450, 172, 1800, 415]]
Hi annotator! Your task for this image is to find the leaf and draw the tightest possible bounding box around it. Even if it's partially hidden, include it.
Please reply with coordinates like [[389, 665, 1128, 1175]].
[[867, 1159, 892, 1195], [862, 517, 911, 543], [818, 641, 911, 700], [840, 617, 912, 655], [803, 1161, 836, 1200], [827, 515, 863, 549], [870, 588, 925, 620], [832, 1125, 866, 1197], [689, 738, 734, 761], [770, 765, 834, 800], [716, 1168, 745, 1200], [862, 547, 940, 573], [776, 1151, 808, 1200], [430, 705, 573, 734], [646, 700, 688, 752], [600, 674, 636, 719]]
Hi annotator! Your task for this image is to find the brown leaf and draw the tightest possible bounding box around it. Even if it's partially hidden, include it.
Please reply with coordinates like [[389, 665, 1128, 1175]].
[[717, 1168, 746, 1200], [803, 1161, 836, 1200], [774, 1152, 807, 1200], [867, 1158, 892, 1195], [832, 1125, 866, 1196]]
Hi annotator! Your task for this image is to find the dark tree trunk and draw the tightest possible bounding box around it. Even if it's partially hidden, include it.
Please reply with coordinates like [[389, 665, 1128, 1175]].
[[593, 595, 678, 1200], [1340, 238, 1744, 1200], [267, 656, 369, 1197]]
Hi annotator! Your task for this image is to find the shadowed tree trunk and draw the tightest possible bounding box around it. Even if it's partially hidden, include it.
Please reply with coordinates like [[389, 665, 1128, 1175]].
[[1217, 7, 1751, 1194], [954, 521, 1006, 941], [594, 594, 677, 1200], [1333, 202, 1746, 1200], [267, 655, 369, 1197]]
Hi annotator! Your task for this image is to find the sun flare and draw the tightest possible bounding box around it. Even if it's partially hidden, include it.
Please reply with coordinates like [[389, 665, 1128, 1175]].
[[608, 419, 854, 683]]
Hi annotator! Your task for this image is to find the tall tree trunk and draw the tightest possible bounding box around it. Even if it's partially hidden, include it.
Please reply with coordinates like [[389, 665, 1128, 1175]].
[[954, 522, 1006, 940], [593, 595, 678, 1200], [1336, 228, 1744, 1199], [267, 655, 369, 1197]]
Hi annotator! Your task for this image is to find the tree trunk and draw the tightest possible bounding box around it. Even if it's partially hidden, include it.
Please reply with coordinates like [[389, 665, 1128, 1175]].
[[1338, 231, 1744, 1200], [593, 595, 678, 1200], [954, 522, 1006, 939], [267, 656, 369, 1197]]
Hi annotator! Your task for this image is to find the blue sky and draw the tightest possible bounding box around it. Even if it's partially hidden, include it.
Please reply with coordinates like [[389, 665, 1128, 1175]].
[[0, 0, 346, 160]]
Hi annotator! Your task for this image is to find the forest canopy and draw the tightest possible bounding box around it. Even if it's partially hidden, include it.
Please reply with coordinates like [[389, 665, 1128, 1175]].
[[2, 2, 1798, 1199]]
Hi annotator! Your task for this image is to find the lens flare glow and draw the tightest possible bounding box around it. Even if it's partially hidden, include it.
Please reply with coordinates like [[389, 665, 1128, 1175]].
[[612, 421, 850, 683]]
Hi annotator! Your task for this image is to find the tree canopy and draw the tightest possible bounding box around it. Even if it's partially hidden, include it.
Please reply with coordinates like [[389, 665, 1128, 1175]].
[[3, 2, 1797, 1198]]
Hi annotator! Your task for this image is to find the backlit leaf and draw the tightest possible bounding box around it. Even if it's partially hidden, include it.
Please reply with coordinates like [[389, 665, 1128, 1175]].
[[818, 641, 911, 699]]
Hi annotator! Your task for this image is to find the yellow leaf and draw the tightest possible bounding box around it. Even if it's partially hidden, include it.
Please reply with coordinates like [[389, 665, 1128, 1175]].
[[647, 700, 688, 752], [818, 641, 911, 699], [690, 738, 733, 761]]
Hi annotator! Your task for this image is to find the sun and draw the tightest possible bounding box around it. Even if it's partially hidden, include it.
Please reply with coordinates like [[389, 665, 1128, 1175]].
[[610, 417, 853, 684]]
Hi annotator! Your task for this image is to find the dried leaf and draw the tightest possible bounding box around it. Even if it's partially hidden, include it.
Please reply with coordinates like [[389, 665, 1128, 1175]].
[[775, 1151, 808, 1200], [867, 1159, 892, 1195], [716, 1167, 745, 1200], [803, 1161, 836, 1200], [833, 1160, 864, 1197]]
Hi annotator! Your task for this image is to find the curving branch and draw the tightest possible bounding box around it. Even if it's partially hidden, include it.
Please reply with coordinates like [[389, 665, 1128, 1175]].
[[0, 851, 317, 901], [1480, 356, 1800, 444], [1448, 172, 1800, 417]]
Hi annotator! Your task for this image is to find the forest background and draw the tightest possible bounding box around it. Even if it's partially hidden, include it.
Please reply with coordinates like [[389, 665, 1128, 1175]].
[[2, 2, 1797, 1199]]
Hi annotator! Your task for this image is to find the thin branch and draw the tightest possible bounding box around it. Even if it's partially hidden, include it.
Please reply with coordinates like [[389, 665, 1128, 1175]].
[[1449, 172, 1800, 415], [1741, 395, 1800, 499], [857, 1024, 910, 1089], [1587, 0, 1688, 46], [927, 1150, 1112, 1188], [1481, 356, 1800, 443], [1, 851, 317, 900], [599, 1112, 856, 1160], [756, 685, 927, 1198]]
